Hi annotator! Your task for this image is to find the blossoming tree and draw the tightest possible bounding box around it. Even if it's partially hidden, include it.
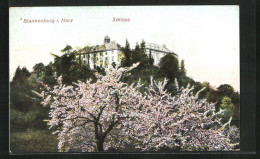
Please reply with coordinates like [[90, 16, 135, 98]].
[[35, 63, 145, 152], [35, 63, 239, 152], [123, 78, 239, 151]]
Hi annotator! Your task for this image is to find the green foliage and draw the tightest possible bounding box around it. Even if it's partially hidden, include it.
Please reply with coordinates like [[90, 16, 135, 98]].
[[132, 41, 149, 68], [123, 66, 163, 93], [10, 108, 48, 131], [219, 96, 235, 122], [148, 50, 154, 66], [32, 62, 57, 87], [121, 39, 132, 67], [159, 53, 179, 80], [198, 82, 211, 99], [215, 84, 240, 125], [180, 60, 186, 75], [10, 130, 58, 153], [53, 52, 93, 85], [177, 74, 195, 90], [217, 84, 235, 97], [132, 43, 141, 64], [205, 89, 219, 103], [11, 66, 31, 85], [10, 67, 41, 112], [190, 82, 239, 126], [10, 66, 49, 131], [33, 63, 44, 77], [10, 65, 52, 132], [120, 39, 149, 68], [61, 44, 73, 53], [41, 62, 57, 87]]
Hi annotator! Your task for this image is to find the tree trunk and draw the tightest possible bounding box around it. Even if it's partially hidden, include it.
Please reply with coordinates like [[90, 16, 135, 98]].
[[96, 139, 104, 152]]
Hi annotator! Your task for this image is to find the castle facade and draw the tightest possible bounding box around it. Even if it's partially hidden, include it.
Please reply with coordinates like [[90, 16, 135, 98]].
[[84, 36, 176, 69]]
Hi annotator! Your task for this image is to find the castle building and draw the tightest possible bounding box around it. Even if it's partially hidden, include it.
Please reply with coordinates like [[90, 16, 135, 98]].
[[145, 42, 176, 66], [82, 36, 176, 69], [82, 35, 122, 69]]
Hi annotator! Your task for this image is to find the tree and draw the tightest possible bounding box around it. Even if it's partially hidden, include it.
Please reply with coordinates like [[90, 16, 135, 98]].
[[219, 97, 235, 122], [180, 60, 186, 75], [140, 40, 146, 54], [33, 63, 45, 77], [131, 41, 149, 68], [121, 39, 132, 67], [159, 53, 179, 80], [61, 44, 73, 53], [139, 40, 149, 67], [199, 82, 211, 99], [11, 66, 31, 85], [123, 78, 238, 151], [132, 43, 141, 64], [42, 62, 57, 87], [37, 63, 239, 152], [10, 66, 48, 131], [217, 84, 234, 97], [36, 63, 142, 152], [32, 62, 57, 87], [10, 66, 35, 112], [148, 50, 154, 66], [205, 89, 218, 103], [53, 52, 93, 85], [216, 84, 239, 125]]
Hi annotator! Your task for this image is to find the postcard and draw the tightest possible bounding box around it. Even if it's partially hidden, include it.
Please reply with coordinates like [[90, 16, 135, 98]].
[[9, 6, 240, 153]]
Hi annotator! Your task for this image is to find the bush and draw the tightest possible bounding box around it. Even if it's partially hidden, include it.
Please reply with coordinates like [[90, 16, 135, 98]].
[[10, 109, 48, 132], [10, 130, 58, 153]]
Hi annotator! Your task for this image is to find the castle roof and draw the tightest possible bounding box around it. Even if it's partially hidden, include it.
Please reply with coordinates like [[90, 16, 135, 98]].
[[104, 35, 110, 40], [105, 43, 121, 50], [146, 42, 173, 53]]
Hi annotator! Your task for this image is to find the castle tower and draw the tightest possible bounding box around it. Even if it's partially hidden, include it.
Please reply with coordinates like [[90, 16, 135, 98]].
[[104, 35, 110, 44]]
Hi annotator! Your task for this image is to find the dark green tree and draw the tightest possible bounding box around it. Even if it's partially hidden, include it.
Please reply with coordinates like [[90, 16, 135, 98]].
[[217, 84, 235, 97], [32, 62, 56, 87], [138, 40, 149, 67], [33, 63, 44, 77], [10, 66, 48, 130], [11, 66, 31, 85], [42, 62, 56, 87], [61, 44, 73, 53], [132, 43, 140, 64], [159, 53, 179, 80], [205, 89, 218, 103], [198, 82, 212, 99], [121, 39, 132, 67], [180, 60, 186, 75], [53, 50, 93, 85]]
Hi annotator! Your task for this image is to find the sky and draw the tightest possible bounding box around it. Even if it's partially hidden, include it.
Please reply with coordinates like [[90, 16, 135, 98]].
[[9, 6, 239, 91]]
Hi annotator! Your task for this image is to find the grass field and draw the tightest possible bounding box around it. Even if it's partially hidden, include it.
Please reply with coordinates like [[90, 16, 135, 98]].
[[10, 129, 58, 153]]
